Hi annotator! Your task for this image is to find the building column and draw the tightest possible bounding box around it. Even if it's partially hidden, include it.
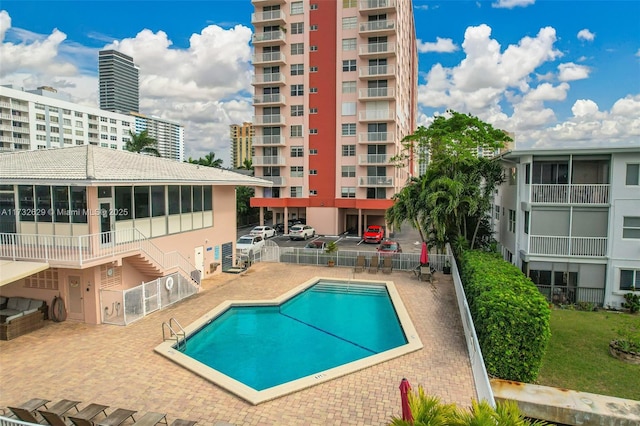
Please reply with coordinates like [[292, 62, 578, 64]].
[[358, 209, 362, 238], [284, 206, 289, 234], [259, 207, 264, 226]]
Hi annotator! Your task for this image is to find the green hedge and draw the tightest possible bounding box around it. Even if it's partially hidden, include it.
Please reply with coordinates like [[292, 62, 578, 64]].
[[459, 250, 551, 382]]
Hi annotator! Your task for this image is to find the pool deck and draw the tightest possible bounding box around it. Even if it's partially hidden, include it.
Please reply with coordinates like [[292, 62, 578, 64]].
[[0, 263, 476, 425]]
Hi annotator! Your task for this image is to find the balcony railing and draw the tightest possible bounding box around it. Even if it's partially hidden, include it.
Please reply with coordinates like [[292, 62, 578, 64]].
[[359, 42, 396, 57], [260, 176, 286, 186], [358, 132, 394, 143], [251, 10, 286, 24], [358, 87, 395, 100], [358, 154, 391, 165], [252, 135, 285, 146], [359, 0, 396, 13], [252, 114, 285, 126], [359, 110, 394, 121], [358, 176, 394, 187], [359, 64, 395, 79], [253, 94, 286, 105], [252, 52, 286, 65], [252, 72, 285, 85], [529, 235, 607, 257], [534, 285, 605, 307], [359, 19, 396, 34], [251, 0, 285, 4], [530, 184, 610, 204], [252, 30, 286, 44], [252, 155, 286, 166]]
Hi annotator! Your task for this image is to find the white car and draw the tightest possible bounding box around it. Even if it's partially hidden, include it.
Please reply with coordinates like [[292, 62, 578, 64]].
[[289, 225, 316, 241], [250, 226, 276, 239], [236, 234, 265, 256]]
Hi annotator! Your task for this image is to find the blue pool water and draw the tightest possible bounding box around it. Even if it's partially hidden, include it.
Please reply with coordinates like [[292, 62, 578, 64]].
[[182, 281, 407, 391]]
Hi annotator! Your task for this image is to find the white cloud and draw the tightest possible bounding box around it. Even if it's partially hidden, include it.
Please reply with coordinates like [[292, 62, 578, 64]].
[[557, 62, 590, 81], [492, 0, 535, 9], [577, 29, 595, 42], [417, 37, 458, 53], [636, 48, 640, 57]]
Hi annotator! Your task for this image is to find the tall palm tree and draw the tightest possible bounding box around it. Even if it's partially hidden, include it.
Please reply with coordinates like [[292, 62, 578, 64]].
[[199, 152, 223, 168], [125, 130, 160, 157]]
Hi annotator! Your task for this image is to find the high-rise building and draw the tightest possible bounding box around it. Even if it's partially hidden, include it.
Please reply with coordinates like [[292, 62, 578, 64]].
[[230, 122, 255, 169], [250, 0, 418, 236], [131, 112, 185, 162], [99, 50, 140, 114]]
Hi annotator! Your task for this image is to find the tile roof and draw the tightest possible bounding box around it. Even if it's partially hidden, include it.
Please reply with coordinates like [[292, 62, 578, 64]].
[[0, 145, 271, 186]]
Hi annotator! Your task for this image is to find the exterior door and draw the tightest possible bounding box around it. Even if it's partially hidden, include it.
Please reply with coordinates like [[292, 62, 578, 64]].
[[194, 246, 204, 279], [99, 201, 114, 245], [67, 275, 84, 321]]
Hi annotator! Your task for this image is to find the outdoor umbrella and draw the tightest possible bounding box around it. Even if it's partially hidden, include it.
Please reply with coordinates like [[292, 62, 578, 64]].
[[399, 378, 413, 423], [419, 241, 429, 266]]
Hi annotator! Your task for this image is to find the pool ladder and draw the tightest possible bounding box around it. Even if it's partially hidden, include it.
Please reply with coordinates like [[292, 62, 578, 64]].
[[162, 317, 187, 351]]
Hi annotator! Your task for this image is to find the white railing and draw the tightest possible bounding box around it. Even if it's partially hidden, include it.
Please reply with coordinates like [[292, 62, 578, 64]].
[[359, 110, 394, 121], [358, 176, 394, 187], [252, 52, 286, 64], [359, 0, 396, 11], [358, 154, 391, 165], [530, 184, 610, 204], [260, 176, 286, 185], [359, 64, 395, 78], [252, 155, 286, 166], [252, 135, 285, 146], [251, 10, 285, 23], [0, 416, 34, 426], [252, 114, 285, 125], [252, 30, 285, 43], [359, 87, 395, 99], [252, 73, 285, 85], [359, 19, 395, 33], [359, 42, 396, 55], [253, 94, 286, 104], [358, 132, 394, 143], [529, 235, 607, 257], [0, 229, 201, 284]]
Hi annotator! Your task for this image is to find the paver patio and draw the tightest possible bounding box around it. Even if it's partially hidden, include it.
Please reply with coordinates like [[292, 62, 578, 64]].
[[0, 263, 476, 425]]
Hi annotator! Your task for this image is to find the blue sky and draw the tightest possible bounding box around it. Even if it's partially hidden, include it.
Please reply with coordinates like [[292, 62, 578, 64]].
[[1, 0, 638, 164]]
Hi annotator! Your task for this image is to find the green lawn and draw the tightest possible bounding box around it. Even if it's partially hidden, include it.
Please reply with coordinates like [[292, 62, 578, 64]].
[[536, 309, 640, 401]]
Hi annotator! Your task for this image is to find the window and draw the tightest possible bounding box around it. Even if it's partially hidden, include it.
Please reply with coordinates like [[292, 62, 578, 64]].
[[36, 124, 46, 131], [342, 165, 356, 177], [310, 3, 318, 10], [203, 186, 212, 211], [291, 84, 304, 96], [626, 164, 639, 185], [134, 186, 150, 219], [291, 187, 303, 197], [193, 185, 203, 212], [342, 145, 356, 156], [623, 217, 640, 239], [342, 123, 356, 136], [50, 116, 59, 123], [291, 126, 303, 138], [291, 146, 304, 157], [115, 187, 133, 221], [109, 118, 116, 124], [309, 87, 318, 93], [310, 169, 317, 175], [310, 149, 318, 155], [341, 187, 356, 198], [342, 38, 357, 51], [291, 105, 304, 116], [70, 187, 87, 223], [310, 24, 318, 31], [309, 66, 318, 72], [291, 22, 304, 34], [524, 211, 530, 234], [36, 113, 45, 121], [509, 167, 517, 185], [310, 45, 318, 52], [342, 81, 356, 93], [343, 0, 357, 7], [291, 166, 304, 177], [508, 209, 516, 233], [342, 60, 356, 72], [151, 186, 165, 217], [309, 128, 318, 134], [342, 102, 356, 116], [309, 107, 318, 114], [620, 269, 640, 291], [291, 43, 304, 55], [366, 187, 386, 199], [342, 17, 357, 29], [309, 190, 317, 195], [181, 186, 192, 213], [291, 64, 304, 75], [495, 205, 500, 220], [291, 1, 303, 14]]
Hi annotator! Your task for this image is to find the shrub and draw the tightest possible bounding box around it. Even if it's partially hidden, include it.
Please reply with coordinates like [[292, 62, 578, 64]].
[[459, 251, 551, 383], [623, 292, 640, 314]]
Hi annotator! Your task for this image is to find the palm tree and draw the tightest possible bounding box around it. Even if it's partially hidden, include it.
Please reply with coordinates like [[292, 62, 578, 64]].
[[125, 130, 160, 157], [199, 152, 223, 168]]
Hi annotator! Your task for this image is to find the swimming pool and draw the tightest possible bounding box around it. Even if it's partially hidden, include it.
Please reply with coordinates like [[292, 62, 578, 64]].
[[155, 277, 422, 405]]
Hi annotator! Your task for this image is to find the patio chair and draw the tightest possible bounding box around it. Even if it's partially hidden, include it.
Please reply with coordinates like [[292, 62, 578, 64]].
[[419, 265, 433, 283], [368, 256, 379, 273], [170, 420, 197, 426], [40, 410, 72, 426], [67, 403, 109, 426], [7, 406, 45, 424], [132, 412, 168, 426], [94, 408, 137, 426], [353, 255, 366, 273], [381, 256, 392, 274]]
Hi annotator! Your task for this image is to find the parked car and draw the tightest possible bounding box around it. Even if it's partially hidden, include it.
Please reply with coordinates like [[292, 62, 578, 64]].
[[289, 225, 316, 240], [363, 225, 385, 243], [250, 226, 276, 239], [304, 240, 326, 250], [236, 234, 265, 256], [377, 240, 402, 255]]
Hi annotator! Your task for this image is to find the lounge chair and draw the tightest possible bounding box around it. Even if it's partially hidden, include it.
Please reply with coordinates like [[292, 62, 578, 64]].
[[94, 408, 137, 426], [170, 420, 197, 426], [67, 403, 109, 426], [353, 255, 366, 272], [368, 256, 379, 273], [132, 412, 168, 426], [381, 256, 392, 274], [419, 265, 433, 283], [7, 406, 45, 424], [40, 410, 72, 426], [39, 400, 81, 426]]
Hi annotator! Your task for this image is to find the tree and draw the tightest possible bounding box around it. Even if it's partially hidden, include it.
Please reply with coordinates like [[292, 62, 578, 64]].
[[240, 158, 254, 172], [199, 151, 223, 168], [125, 130, 160, 157], [236, 186, 258, 226]]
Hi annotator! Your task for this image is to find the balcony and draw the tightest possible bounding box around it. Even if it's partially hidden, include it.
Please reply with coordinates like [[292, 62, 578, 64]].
[[358, 154, 391, 165], [253, 94, 286, 106], [358, 176, 394, 187], [252, 135, 286, 146], [359, 0, 396, 14], [252, 114, 285, 126], [359, 64, 395, 80], [529, 235, 608, 257], [359, 19, 396, 35], [359, 42, 396, 58], [252, 155, 286, 166], [251, 10, 286, 25], [530, 184, 610, 204], [252, 52, 286, 65], [358, 87, 395, 100], [252, 30, 286, 45], [252, 72, 285, 86], [260, 176, 286, 186], [359, 110, 394, 122], [358, 132, 394, 144], [251, 0, 285, 5]]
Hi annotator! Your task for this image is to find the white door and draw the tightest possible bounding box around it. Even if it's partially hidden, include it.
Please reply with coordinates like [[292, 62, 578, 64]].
[[194, 246, 204, 279], [67, 275, 84, 321]]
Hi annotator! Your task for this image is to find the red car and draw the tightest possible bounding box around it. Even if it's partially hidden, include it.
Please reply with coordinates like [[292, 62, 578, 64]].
[[377, 240, 402, 255], [363, 225, 384, 243]]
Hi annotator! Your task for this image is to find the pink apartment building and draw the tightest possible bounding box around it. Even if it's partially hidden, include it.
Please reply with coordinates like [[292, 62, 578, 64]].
[[250, 0, 418, 236], [0, 145, 270, 327]]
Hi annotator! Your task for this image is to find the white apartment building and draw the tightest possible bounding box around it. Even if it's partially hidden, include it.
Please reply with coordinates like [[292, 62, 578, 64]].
[[493, 147, 640, 309], [0, 85, 184, 161]]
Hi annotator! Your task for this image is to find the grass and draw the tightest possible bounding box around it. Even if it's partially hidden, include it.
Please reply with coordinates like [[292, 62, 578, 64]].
[[536, 308, 640, 401]]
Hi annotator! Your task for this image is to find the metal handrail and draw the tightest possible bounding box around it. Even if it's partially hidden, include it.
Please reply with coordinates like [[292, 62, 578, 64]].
[[162, 317, 187, 351]]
